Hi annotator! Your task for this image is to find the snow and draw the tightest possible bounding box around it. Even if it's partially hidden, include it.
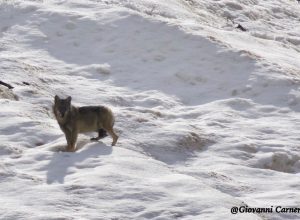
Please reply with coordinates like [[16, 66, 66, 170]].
[[0, 0, 300, 219]]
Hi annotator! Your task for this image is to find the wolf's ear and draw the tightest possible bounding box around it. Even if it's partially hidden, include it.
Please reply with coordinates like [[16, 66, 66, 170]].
[[66, 96, 72, 103], [54, 95, 60, 103]]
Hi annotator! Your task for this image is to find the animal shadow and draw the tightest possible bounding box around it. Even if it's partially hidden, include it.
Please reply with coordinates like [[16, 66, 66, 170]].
[[46, 141, 112, 184]]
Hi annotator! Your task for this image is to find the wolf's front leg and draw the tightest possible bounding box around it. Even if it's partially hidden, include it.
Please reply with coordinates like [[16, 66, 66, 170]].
[[65, 129, 78, 152]]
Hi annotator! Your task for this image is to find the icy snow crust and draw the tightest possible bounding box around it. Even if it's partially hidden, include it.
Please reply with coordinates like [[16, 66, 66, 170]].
[[0, 0, 300, 219]]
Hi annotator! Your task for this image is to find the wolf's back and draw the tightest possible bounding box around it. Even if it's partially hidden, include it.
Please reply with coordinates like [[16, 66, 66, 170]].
[[76, 105, 114, 132]]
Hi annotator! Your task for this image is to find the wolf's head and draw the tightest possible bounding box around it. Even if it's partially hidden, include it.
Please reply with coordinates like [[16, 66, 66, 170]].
[[54, 95, 72, 122]]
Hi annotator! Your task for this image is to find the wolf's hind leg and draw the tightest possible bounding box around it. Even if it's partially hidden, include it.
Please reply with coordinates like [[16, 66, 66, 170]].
[[90, 129, 108, 141], [105, 127, 118, 146], [98, 129, 108, 139]]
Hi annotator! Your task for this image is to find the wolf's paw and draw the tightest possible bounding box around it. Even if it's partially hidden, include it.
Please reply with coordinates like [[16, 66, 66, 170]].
[[65, 146, 76, 152], [111, 137, 118, 146], [90, 137, 99, 141]]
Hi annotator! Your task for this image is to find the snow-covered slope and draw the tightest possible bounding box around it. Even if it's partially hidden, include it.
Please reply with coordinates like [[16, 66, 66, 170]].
[[0, 0, 300, 219]]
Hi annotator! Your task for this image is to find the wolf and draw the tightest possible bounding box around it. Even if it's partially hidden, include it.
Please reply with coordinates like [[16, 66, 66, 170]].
[[53, 95, 118, 152]]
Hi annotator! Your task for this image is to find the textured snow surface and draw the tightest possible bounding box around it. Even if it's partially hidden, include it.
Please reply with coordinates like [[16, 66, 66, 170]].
[[0, 0, 300, 219]]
